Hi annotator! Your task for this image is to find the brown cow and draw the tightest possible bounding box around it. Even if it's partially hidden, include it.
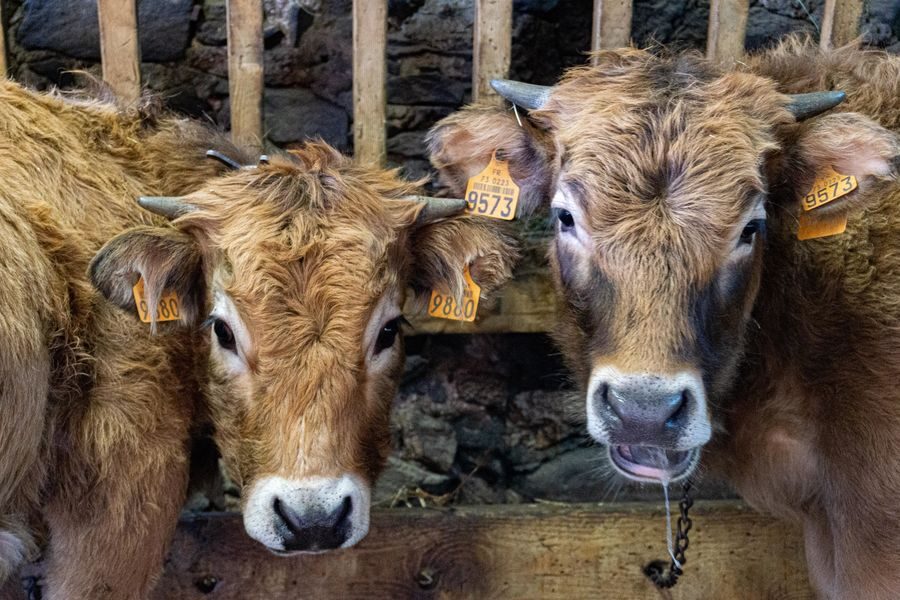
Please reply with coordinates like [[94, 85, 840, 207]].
[[429, 37, 900, 598], [0, 78, 519, 599]]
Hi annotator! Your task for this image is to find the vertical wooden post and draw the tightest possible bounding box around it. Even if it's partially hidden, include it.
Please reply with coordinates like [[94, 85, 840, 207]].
[[352, 0, 387, 166], [591, 0, 632, 64], [97, 0, 141, 103], [706, 0, 749, 65], [227, 0, 264, 154], [473, 0, 512, 105], [0, 0, 8, 77], [820, 0, 864, 50]]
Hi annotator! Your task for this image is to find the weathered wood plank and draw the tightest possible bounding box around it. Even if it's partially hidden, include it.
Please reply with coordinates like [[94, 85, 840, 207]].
[[473, 0, 513, 105], [227, 0, 264, 154], [142, 502, 811, 599], [352, 0, 388, 165], [0, 0, 8, 78], [820, 0, 864, 50], [591, 0, 633, 61], [706, 0, 749, 65], [97, 0, 141, 103]]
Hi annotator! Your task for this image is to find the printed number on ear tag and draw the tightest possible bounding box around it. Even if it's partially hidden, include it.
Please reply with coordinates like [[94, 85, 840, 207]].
[[464, 151, 520, 220], [802, 166, 858, 212], [132, 277, 182, 323], [797, 166, 857, 240], [428, 266, 481, 322]]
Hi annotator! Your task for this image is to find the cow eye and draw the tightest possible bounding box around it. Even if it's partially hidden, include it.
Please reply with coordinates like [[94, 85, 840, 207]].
[[739, 219, 766, 246], [374, 317, 405, 354], [557, 208, 575, 231], [213, 318, 236, 352]]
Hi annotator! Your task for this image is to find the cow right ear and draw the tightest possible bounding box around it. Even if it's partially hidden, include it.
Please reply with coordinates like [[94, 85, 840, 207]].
[[426, 105, 555, 217], [89, 226, 205, 328]]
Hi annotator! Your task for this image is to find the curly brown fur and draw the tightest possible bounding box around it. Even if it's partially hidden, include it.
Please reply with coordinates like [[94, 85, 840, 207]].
[[0, 76, 521, 598], [430, 36, 900, 598]]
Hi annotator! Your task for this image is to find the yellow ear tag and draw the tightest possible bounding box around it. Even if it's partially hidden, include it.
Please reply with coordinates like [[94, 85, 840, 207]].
[[801, 166, 858, 212], [797, 166, 857, 240], [132, 277, 182, 323], [427, 265, 481, 322], [463, 151, 520, 220]]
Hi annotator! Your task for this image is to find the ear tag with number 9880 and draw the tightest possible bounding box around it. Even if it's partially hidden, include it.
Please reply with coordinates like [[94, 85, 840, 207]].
[[463, 151, 520, 220], [428, 266, 481, 322], [132, 277, 182, 323]]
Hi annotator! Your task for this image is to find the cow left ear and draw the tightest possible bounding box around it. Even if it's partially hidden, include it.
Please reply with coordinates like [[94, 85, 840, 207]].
[[788, 113, 899, 218], [89, 226, 205, 328], [407, 213, 520, 300]]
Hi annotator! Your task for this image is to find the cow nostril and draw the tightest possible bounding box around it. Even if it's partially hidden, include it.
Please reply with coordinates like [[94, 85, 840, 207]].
[[331, 495, 353, 532], [273, 496, 303, 535], [664, 391, 688, 428]]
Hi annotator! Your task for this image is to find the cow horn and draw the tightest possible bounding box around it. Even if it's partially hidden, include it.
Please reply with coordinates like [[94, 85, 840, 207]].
[[137, 196, 197, 220], [786, 91, 846, 121], [491, 79, 551, 110], [404, 196, 469, 225]]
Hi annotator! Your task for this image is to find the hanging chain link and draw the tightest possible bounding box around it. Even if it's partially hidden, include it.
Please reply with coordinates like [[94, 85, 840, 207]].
[[644, 480, 694, 589]]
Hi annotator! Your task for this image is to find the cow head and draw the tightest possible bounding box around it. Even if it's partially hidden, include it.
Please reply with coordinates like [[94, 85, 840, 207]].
[[90, 143, 519, 552], [429, 48, 899, 483]]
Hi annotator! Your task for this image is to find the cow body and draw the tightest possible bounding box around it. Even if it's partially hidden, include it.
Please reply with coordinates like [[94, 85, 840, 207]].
[[0, 79, 519, 599], [430, 39, 900, 598]]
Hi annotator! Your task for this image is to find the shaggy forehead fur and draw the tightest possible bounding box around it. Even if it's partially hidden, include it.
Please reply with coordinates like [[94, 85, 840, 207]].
[[176, 144, 420, 477], [538, 49, 792, 277]]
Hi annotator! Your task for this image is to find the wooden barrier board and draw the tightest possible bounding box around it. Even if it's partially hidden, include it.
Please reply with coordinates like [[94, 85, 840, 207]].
[[353, 0, 388, 165], [143, 501, 810, 599], [227, 0, 264, 153]]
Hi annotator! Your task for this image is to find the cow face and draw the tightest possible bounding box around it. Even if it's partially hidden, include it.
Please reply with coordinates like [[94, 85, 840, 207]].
[[429, 48, 899, 483], [90, 143, 519, 553]]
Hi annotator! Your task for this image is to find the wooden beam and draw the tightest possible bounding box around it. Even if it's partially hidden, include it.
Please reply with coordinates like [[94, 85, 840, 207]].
[[124, 502, 814, 598], [706, 0, 749, 65], [352, 0, 387, 166], [227, 0, 264, 154], [472, 0, 512, 105], [591, 0, 632, 63], [97, 0, 141, 103], [820, 0, 864, 50], [0, 0, 7, 77]]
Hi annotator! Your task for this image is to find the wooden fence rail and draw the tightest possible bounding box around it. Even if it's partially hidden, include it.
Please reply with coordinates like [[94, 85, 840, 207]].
[[17, 501, 812, 599]]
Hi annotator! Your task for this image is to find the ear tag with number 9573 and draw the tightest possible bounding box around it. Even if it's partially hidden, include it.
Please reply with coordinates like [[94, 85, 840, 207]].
[[132, 277, 182, 323], [797, 166, 858, 240], [428, 265, 481, 322], [464, 151, 520, 220]]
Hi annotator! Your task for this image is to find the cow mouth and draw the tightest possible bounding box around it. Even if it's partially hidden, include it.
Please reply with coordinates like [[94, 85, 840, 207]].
[[609, 445, 698, 483]]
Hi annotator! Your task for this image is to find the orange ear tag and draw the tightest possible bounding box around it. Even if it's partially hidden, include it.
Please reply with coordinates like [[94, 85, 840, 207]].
[[132, 277, 182, 323], [463, 151, 520, 220], [427, 265, 481, 322], [797, 166, 858, 240]]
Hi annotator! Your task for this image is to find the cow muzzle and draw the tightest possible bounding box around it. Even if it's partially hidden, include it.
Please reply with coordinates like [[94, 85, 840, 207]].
[[586, 366, 711, 482], [243, 474, 370, 554]]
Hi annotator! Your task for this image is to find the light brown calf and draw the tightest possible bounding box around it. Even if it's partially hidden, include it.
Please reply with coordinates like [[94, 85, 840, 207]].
[[0, 79, 519, 599], [429, 37, 900, 598]]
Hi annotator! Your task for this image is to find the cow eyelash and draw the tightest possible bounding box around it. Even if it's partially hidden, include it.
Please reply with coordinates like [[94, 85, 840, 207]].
[[374, 316, 410, 355], [554, 208, 576, 232], [203, 316, 237, 353], [738, 219, 766, 246]]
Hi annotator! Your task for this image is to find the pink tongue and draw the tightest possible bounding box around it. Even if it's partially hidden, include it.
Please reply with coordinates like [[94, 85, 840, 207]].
[[621, 445, 673, 469]]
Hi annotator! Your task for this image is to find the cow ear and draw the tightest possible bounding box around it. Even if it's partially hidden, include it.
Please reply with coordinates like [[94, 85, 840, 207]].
[[408, 213, 520, 300], [787, 113, 899, 219], [89, 226, 205, 328], [426, 105, 555, 217]]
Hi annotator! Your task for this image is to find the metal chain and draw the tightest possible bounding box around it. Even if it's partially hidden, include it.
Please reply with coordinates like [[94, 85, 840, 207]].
[[644, 480, 694, 589]]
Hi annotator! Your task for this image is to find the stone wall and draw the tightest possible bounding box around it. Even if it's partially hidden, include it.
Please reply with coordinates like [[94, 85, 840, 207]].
[[5, 0, 899, 507]]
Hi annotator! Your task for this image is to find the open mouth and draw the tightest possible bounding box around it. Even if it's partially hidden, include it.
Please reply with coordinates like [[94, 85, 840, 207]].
[[609, 445, 699, 483]]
